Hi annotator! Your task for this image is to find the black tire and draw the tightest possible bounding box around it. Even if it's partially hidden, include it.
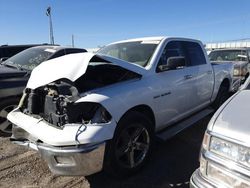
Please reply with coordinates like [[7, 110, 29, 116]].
[[0, 97, 19, 137], [104, 111, 154, 177], [212, 86, 229, 109]]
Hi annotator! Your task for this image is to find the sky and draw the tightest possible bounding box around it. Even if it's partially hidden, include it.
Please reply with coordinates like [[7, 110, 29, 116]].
[[1, 0, 250, 48]]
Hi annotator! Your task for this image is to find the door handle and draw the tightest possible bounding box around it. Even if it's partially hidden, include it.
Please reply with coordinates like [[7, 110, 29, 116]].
[[184, 75, 193, 79]]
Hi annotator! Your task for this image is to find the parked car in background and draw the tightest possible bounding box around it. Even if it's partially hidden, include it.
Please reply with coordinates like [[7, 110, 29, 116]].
[[190, 77, 250, 188], [8, 37, 235, 176], [0, 44, 50, 62], [209, 48, 250, 85], [0, 46, 87, 135]]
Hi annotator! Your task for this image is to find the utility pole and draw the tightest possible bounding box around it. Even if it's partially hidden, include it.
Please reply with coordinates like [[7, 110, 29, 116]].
[[72, 34, 75, 47], [46, 6, 55, 45]]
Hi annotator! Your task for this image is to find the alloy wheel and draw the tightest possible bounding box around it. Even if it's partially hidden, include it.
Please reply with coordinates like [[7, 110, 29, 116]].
[[0, 104, 17, 133], [115, 124, 150, 169]]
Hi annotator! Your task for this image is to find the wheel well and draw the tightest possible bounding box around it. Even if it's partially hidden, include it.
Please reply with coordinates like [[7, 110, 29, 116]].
[[120, 105, 156, 129], [221, 78, 230, 91]]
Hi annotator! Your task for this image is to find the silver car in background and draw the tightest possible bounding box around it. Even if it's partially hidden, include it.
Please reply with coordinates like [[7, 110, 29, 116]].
[[190, 77, 250, 187]]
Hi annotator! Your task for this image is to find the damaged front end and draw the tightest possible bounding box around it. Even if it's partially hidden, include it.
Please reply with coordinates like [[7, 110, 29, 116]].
[[7, 53, 143, 175], [10, 80, 113, 176], [18, 79, 112, 129], [9, 56, 142, 145]]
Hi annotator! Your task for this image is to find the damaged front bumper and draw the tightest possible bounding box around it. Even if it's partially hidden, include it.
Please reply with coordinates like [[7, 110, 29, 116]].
[[12, 137, 105, 176], [7, 108, 116, 146], [7, 108, 116, 176]]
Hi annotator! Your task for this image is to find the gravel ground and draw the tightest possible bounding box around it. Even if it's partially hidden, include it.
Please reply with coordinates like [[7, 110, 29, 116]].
[[0, 116, 210, 188], [0, 137, 89, 188]]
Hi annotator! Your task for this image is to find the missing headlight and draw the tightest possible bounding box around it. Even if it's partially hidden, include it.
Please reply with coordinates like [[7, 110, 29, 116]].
[[90, 106, 112, 124], [66, 102, 112, 124]]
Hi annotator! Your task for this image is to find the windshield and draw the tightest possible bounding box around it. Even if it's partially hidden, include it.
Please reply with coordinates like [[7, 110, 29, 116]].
[[97, 41, 159, 67], [3, 47, 55, 70], [209, 50, 248, 62]]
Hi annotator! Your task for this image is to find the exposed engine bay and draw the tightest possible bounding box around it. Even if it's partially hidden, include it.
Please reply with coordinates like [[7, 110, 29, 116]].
[[75, 59, 141, 93], [18, 61, 141, 128]]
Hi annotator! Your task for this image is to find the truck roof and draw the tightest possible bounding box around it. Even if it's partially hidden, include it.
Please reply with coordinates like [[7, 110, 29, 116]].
[[109, 36, 202, 45], [211, 48, 250, 52]]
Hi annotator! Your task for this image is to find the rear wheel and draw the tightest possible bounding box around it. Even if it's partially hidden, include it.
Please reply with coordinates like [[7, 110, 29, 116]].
[[0, 98, 19, 136], [212, 86, 229, 109], [104, 111, 154, 177]]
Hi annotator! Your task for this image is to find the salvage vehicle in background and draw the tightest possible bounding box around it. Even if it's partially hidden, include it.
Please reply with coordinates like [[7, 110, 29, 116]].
[[190, 77, 250, 188], [0, 46, 87, 135], [8, 37, 235, 176], [209, 48, 250, 84], [0, 44, 49, 62]]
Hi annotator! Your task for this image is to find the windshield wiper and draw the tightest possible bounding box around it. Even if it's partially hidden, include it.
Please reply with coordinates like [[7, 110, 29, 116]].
[[3, 63, 19, 69], [3, 63, 27, 71]]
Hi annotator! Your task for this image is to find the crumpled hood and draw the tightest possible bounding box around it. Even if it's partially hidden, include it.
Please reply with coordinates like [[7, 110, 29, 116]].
[[211, 90, 250, 144], [0, 64, 27, 79], [27, 52, 146, 89]]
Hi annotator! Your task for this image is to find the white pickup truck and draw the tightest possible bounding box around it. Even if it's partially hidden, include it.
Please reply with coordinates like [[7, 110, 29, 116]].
[[8, 37, 235, 176]]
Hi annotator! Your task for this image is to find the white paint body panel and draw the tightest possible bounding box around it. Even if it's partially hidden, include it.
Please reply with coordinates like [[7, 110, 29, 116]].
[[8, 37, 234, 146]]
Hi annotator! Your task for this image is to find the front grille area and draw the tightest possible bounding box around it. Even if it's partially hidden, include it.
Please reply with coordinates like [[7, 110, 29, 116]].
[[20, 80, 79, 128]]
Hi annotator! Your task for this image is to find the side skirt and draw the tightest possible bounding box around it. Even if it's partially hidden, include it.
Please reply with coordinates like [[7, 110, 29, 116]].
[[156, 108, 214, 141]]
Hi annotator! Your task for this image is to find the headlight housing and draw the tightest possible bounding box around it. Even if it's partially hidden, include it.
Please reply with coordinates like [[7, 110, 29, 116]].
[[233, 65, 248, 77], [210, 137, 250, 168], [233, 68, 241, 76]]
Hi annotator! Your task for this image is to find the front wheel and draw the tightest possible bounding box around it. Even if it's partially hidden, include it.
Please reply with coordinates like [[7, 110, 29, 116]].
[[104, 111, 154, 177], [0, 98, 19, 136]]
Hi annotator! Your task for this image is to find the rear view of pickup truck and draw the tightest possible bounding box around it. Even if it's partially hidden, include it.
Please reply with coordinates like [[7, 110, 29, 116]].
[[8, 37, 235, 177]]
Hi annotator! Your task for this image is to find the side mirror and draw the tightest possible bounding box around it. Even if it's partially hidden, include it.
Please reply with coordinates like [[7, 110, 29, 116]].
[[158, 56, 185, 72]]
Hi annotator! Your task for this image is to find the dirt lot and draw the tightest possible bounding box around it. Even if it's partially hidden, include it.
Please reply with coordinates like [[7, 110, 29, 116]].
[[0, 116, 210, 188]]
